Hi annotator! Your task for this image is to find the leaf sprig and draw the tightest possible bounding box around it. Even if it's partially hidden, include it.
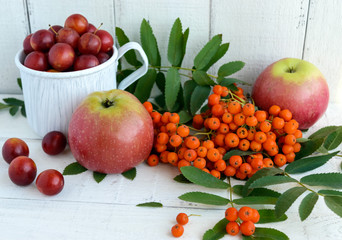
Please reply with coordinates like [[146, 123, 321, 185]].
[[0, 78, 26, 117]]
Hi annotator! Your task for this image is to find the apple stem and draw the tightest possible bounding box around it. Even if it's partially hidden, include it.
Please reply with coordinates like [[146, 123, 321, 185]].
[[287, 67, 296, 73], [102, 98, 114, 108], [94, 23, 103, 35], [48, 24, 58, 36]]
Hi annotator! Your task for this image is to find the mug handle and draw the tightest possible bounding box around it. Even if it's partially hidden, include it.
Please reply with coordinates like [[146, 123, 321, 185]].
[[116, 42, 149, 90]]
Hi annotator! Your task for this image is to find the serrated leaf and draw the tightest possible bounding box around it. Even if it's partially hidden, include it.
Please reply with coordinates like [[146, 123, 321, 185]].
[[194, 34, 222, 70], [0, 103, 10, 110], [93, 171, 107, 183], [134, 69, 157, 103], [301, 173, 342, 189], [318, 189, 342, 196], [63, 162, 87, 175], [192, 70, 216, 86], [218, 61, 245, 78], [179, 191, 230, 205], [258, 209, 288, 224], [323, 127, 342, 150], [167, 18, 183, 67], [182, 28, 189, 58], [202, 43, 230, 72], [3, 98, 24, 106], [309, 126, 340, 139], [248, 188, 281, 198], [165, 68, 181, 111], [183, 80, 198, 113], [17, 78, 22, 90], [202, 218, 228, 240], [20, 105, 26, 117], [296, 138, 309, 143], [295, 137, 324, 160], [154, 94, 165, 109], [140, 19, 161, 66], [299, 192, 318, 221], [223, 150, 257, 160], [233, 196, 278, 205], [252, 227, 289, 240], [121, 167, 136, 180], [242, 168, 284, 197], [173, 174, 192, 184], [190, 85, 211, 115], [9, 106, 19, 116], [172, 85, 184, 112], [275, 187, 306, 218], [155, 71, 165, 93], [115, 27, 141, 67], [286, 151, 339, 174], [249, 176, 296, 189], [180, 166, 229, 189], [178, 110, 192, 124], [136, 202, 163, 207], [233, 185, 244, 196], [324, 196, 342, 217]]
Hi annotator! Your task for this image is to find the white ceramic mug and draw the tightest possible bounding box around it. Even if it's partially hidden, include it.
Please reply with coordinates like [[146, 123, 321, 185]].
[[15, 42, 148, 137]]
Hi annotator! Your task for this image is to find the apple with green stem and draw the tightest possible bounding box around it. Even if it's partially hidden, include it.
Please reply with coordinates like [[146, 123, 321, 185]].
[[68, 89, 154, 174], [252, 58, 329, 129]]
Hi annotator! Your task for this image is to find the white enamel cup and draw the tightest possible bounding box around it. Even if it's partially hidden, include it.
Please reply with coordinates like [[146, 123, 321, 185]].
[[15, 42, 148, 137]]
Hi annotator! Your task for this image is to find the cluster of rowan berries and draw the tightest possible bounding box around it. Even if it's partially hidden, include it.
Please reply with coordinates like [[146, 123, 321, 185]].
[[143, 84, 302, 179], [225, 206, 260, 236], [171, 213, 190, 238]]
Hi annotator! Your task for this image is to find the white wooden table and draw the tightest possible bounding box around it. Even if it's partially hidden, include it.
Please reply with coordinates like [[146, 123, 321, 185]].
[[1, 94, 341, 240]]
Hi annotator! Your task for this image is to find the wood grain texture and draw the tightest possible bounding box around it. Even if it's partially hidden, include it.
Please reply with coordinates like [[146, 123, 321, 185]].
[[210, 0, 309, 94], [303, 0, 342, 104], [0, 0, 29, 94]]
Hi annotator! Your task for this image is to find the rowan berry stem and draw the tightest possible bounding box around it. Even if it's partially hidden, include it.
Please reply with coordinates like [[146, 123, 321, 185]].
[[284, 172, 324, 196]]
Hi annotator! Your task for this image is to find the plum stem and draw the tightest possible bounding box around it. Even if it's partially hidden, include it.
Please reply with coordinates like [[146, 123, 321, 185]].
[[48, 24, 58, 36], [94, 23, 103, 35]]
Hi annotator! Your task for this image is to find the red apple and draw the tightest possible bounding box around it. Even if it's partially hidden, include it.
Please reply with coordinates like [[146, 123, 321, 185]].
[[2, 138, 29, 164], [252, 58, 329, 129], [68, 89, 154, 174]]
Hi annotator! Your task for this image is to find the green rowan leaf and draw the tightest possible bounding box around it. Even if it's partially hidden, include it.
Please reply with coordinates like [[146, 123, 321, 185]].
[[249, 176, 296, 189], [323, 127, 342, 150], [93, 171, 107, 183], [167, 18, 183, 67], [202, 43, 230, 71], [301, 173, 342, 189], [258, 209, 288, 224], [194, 34, 222, 70], [165, 67, 181, 111], [183, 80, 198, 113], [121, 167, 136, 180], [116, 27, 141, 66], [233, 196, 278, 205], [218, 61, 245, 77], [140, 19, 161, 66], [134, 69, 157, 103], [324, 196, 342, 217], [275, 187, 306, 218], [192, 70, 216, 86], [295, 137, 324, 160], [63, 162, 87, 175], [190, 85, 210, 115], [299, 192, 318, 221], [179, 191, 230, 205], [136, 202, 163, 207]]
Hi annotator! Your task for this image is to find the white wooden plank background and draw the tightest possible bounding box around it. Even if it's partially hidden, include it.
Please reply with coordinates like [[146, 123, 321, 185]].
[[0, 0, 341, 104]]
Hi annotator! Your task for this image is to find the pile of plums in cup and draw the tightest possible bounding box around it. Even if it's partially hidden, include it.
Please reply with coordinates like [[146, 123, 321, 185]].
[[2, 131, 67, 196], [23, 13, 114, 72]]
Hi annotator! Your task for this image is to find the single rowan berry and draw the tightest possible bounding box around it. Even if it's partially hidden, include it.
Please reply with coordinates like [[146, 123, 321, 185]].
[[214, 159, 227, 171], [246, 115, 258, 127], [221, 86, 229, 97], [222, 112, 233, 124], [225, 133, 240, 148], [193, 157, 206, 169], [177, 125, 190, 138], [202, 140, 215, 150], [272, 117, 285, 129], [259, 120, 272, 132], [147, 154, 159, 166], [269, 105, 281, 116], [151, 111, 161, 123], [279, 109, 292, 121], [226, 221, 240, 236], [176, 213, 189, 225], [169, 134, 183, 148], [208, 94, 221, 106], [224, 165, 237, 177], [251, 208, 260, 223], [229, 155, 243, 168], [274, 153, 287, 167], [240, 221, 255, 236], [184, 136, 200, 149], [143, 101, 153, 113], [161, 112, 171, 124], [171, 224, 184, 238], [238, 139, 250, 151], [225, 207, 238, 221], [242, 103, 255, 116], [254, 110, 267, 122], [228, 101, 242, 114], [178, 159, 191, 169], [169, 113, 180, 124], [238, 206, 253, 221], [239, 163, 253, 174], [210, 169, 221, 179], [184, 149, 197, 162], [207, 148, 221, 162], [208, 117, 221, 130]]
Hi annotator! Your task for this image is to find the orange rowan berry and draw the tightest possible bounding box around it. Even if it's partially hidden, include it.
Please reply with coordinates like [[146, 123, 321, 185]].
[[208, 94, 221, 106], [269, 105, 281, 116], [246, 154, 260, 164], [225, 133, 240, 148], [147, 154, 159, 166], [222, 112, 233, 124], [178, 159, 190, 169], [184, 149, 197, 162], [160, 151, 170, 163], [212, 104, 224, 117], [240, 221, 255, 236], [225, 207, 238, 221], [161, 112, 171, 124], [171, 224, 184, 238], [246, 116, 258, 127], [226, 221, 240, 236], [193, 157, 206, 169], [166, 123, 177, 135], [286, 152, 296, 163], [266, 131, 276, 141], [236, 127, 248, 139], [192, 114, 204, 129], [167, 152, 178, 164], [247, 129, 256, 141], [213, 85, 223, 95], [177, 125, 190, 138], [282, 144, 294, 154], [207, 148, 221, 162], [218, 123, 229, 134], [259, 120, 272, 133], [239, 163, 253, 174], [197, 146, 207, 158], [176, 213, 189, 225], [155, 143, 167, 153], [251, 209, 260, 223], [272, 117, 285, 129], [211, 169, 221, 179], [169, 135, 183, 148], [228, 122, 238, 131], [143, 101, 153, 113], [238, 206, 253, 221], [208, 117, 221, 130], [263, 158, 274, 168], [228, 101, 242, 114], [254, 110, 267, 122], [235, 170, 247, 180], [293, 142, 301, 153], [262, 139, 277, 151], [202, 168, 210, 174], [221, 86, 229, 97], [169, 113, 180, 124], [284, 119, 299, 134], [224, 165, 237, 177], [157, 132, 169, 145], [159, 125, 167, 133], [251, 158, 264, 170], [185, 136, 200, 149], [239, 139, 250, 151], [250, 140, 262, 152], [229, 155, 242, 168], [217, 147, 227, 156], [293, 129, 303, 139], [214, 159, 227, 171], [234, 113, 246, 126], [214, 134, 226, 147], [242, 103, 255, 116], [274, 154, 287, 167], [279, 109, 292, 121], [267, 146, 279, 157], [234, 87, 244, 95], [150, 111, 161, 124], [254, 131, 267, 144], [177, 147, 187, 159], [202, 140, 215, 150]]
